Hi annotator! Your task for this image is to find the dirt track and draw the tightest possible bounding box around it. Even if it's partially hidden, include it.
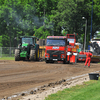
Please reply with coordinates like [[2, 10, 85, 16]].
[[0, 60, 100, 100]]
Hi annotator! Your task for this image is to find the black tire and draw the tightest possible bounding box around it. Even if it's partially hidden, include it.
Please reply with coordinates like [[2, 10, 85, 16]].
[[30, 49, 36, 61], [63, 57, 67, 64], [15, 49, 20, 61], [27, 56, 29, 60], [63, 56, 67, 64], [46, 60, 49, 63], [63, 59, 66, 64]]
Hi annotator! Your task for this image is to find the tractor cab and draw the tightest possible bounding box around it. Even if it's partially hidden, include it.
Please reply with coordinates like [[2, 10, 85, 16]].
[[19, 36, 36, 47], [15, 36, 39, 61]]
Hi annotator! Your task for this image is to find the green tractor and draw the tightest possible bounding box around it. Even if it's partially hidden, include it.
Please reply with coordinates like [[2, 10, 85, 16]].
[[15, 36, 39, 61]]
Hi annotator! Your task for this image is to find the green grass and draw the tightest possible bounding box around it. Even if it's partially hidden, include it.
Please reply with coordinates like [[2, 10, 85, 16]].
[[0, 57, 14, 60], [45, 79, 100, 100]]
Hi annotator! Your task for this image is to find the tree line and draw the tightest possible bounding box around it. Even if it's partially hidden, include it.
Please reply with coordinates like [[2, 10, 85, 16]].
[[0, 0, 100, 48]]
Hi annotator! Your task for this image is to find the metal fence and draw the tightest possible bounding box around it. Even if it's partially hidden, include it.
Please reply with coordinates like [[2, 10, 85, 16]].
[[0, 47, 45, 58], [0, 47, 16, 57]]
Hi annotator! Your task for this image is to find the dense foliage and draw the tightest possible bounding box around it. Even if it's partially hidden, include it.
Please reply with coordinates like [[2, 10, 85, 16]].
[[0, 0, 100, 48]]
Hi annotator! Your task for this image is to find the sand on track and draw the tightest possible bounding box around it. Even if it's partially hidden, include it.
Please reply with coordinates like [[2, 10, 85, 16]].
[[0, 60, 100, 99]]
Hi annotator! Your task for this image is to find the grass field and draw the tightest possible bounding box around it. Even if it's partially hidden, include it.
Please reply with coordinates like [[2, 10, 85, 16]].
[[45, 79, 100, 100], [0, 57, 14, 60]]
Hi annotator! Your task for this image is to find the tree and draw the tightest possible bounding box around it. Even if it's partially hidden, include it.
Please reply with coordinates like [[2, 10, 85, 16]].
[[1, 0, 100, 48], [0, 0, 37, 46], [50, 0, 100, 48], [0, 36, 2, 47]]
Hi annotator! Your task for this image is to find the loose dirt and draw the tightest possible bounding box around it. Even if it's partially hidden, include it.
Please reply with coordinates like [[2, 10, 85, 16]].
[[0, 60, 100, 100]]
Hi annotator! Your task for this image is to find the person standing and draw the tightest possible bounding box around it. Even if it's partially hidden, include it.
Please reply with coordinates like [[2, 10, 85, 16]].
[[84, 50, 93, 68]]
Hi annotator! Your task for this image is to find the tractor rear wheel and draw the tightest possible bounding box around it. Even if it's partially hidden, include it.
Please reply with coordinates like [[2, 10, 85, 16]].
[[30, 49, 36, 61], [15, 49, 20, 61]]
